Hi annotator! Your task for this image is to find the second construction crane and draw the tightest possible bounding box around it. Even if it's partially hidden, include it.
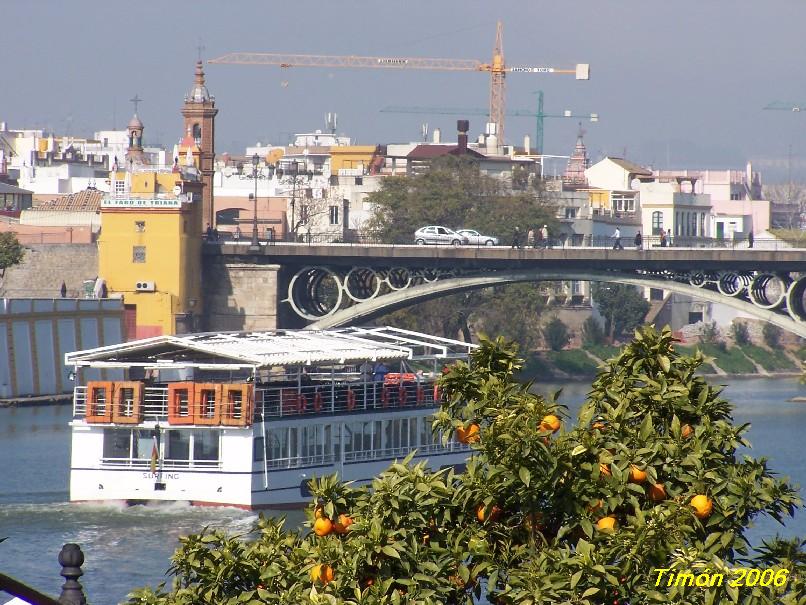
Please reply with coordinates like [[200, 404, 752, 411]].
[[209, 21, 589, 145]]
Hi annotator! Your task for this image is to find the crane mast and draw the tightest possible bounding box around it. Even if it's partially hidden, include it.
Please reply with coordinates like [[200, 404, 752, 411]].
[[209, 22, 589, 145]]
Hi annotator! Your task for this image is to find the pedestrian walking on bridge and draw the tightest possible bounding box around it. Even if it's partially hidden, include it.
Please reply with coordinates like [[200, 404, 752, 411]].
[[612, 227, 623, 250]]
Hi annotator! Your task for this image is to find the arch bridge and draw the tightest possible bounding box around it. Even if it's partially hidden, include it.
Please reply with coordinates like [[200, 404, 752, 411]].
[[207, 243, 806, 337]]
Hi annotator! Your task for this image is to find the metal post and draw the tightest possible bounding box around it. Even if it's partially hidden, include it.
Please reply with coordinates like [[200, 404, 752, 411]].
[[58, 544, 87, 605], [250, 153, 260, 251]]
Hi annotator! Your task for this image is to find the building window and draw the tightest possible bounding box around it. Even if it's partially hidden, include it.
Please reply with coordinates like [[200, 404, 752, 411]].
[[651, 211, 663, 235], [730, 193, 740, 201], [650, 288, 664, 301], [132, 246, 146, 263], [611, 193, 635, 212], [329, 205, 339, 225], [565, 207, 577, 219], [135, 221, 145, 232], [114, 180, 126, 195], [689, 212, 698, 236], [300, 205, 309, 225], [699, 212, 706, 236]]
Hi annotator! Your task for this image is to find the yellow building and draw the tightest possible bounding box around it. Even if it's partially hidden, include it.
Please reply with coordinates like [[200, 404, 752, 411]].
[[98, 100, 206, 338], [329, 145, 382, 174]]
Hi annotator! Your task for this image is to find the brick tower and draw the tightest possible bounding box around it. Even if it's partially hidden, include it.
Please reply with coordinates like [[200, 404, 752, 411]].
[[181, 60, 218, 228]]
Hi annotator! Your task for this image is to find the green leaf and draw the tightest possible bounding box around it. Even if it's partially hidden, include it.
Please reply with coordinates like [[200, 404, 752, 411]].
[[571, 445, 588, 457], [518, 466, 531, 487], [381, 545, 400, 559]]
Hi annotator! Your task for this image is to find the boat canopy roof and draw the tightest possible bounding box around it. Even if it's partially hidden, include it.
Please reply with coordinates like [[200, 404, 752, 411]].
[[65, 326, 476, 370]]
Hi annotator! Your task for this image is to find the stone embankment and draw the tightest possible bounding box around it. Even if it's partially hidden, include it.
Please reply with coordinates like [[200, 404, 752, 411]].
[[0, 243, 98, 298]]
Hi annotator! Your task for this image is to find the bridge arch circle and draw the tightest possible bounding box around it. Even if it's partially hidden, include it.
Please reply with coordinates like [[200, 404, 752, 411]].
[[748, 273, 790, 310], [307, 269, 806, 338], [786, 275, 806, 322], [344, 267, 381, 302], [287, 266, 344, 321]]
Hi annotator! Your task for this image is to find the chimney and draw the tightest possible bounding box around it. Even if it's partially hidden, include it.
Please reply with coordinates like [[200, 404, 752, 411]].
[[457, 119, 469, 154], [523, 134, 531, 155], [432, 128, 441, 144]]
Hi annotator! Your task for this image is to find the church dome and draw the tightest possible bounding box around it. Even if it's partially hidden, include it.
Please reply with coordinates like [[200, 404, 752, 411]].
[[127, 114, 144, 130], [186, 61, 212, 102]]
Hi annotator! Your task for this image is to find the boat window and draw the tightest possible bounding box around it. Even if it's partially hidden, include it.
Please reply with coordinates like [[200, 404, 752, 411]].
[[193, 430, 220, 461], [102, 428, 132, 459], [373, 420, 382, 450], [253, 436, 264, 462], [134, 430, 153, 461], [301, 425, 318, 459], [409, 417, 419, 448], [166, 430, 190, 462], [324, 425, 332, 459], [288, 427, 298, 459], [266, 428, 285, 461], [420, 417, 433, 447]]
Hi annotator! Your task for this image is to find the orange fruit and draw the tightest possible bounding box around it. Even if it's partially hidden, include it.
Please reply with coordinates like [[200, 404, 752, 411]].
[[599, 463, 612, 477], [648, 483, 667, 502], [690, 494, 713, 519], [681, 424, 693, 439], [310, 563, 334, 584], [587, 499, 604, 513], [313, 517, 333, 537], [476, 503, 502, 523], [596, 516, 617, 532], [540, 414, 561, 433], [456, 422, 480, 444], [591, 421, 607, 431], [628, 465, 647, 484], [333, 513, 354, 534]]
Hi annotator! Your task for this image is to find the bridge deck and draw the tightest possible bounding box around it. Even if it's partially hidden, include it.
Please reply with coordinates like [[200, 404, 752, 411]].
[[206, 242, 806, 272]]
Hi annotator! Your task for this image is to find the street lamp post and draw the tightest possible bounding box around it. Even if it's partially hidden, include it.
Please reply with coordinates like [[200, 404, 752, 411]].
[[249, 153, 260, 251]]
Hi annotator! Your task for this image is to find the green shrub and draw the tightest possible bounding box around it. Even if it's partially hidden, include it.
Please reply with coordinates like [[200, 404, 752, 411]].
[[542, 317, 570, 351], [580, 316, 605, 346], [763, 323, 783, 349], [731, 321, 751, 345]]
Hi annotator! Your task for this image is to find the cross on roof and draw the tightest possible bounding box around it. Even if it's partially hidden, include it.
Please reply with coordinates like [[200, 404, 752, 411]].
[[130, 94, 143, 114]]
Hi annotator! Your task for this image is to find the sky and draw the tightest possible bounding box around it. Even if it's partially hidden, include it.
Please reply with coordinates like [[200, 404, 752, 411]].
[[3, 0, 806, 182]]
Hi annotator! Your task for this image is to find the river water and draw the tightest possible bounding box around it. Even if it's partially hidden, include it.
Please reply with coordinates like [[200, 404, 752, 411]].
[[1, 377, 804, 604]]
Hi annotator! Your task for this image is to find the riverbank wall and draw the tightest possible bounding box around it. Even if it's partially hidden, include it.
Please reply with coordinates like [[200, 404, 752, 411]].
[[523, 342, 803, 382]]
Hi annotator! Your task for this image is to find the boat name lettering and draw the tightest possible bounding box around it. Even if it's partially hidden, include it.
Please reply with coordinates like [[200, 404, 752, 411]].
[[143, 472, 180, 480]]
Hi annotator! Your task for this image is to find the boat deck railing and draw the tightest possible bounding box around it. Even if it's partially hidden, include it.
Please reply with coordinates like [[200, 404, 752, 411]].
[[100, 457, 222, 470], [73, 377, 442, 424]]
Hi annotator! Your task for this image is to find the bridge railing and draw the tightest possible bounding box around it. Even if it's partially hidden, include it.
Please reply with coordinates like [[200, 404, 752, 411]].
[[0, 543, 88, 605], [210, 232, 803, 250]]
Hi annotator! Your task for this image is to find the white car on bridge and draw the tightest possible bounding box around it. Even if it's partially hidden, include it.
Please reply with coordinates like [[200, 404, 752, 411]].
[[414, 226, 469, 246], [457, 229, 499, 246]]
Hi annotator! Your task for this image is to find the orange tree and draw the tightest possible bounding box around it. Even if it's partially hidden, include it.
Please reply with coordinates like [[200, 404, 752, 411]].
[[127, 326, 804, 605]]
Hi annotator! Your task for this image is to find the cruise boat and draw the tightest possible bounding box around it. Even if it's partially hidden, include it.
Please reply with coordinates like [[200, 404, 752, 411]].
[[65, 327, 475, 509]]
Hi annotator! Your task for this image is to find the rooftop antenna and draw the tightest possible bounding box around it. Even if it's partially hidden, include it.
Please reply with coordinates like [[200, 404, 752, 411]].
[[325, 112, 338, 135], [197, 41, 206, 62], [421, 122, 429, 142]]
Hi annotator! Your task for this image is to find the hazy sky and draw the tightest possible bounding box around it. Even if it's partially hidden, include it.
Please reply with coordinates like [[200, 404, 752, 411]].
[[3, 0, 806, 182]]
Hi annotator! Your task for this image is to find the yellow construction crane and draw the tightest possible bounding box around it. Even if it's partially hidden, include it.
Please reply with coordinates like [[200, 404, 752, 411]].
[[208, 21, 589, 145]]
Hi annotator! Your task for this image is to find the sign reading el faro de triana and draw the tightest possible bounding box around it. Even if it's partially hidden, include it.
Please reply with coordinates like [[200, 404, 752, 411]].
[[101, 197, 182, 209]]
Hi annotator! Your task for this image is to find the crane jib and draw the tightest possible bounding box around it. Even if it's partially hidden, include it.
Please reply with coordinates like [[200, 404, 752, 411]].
[[510, 67, 556, 73]]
